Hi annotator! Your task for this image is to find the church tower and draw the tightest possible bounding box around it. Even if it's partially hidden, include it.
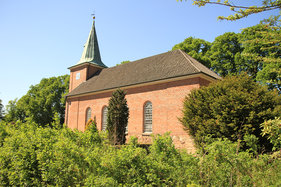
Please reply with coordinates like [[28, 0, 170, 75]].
[[68, 17, 107, 92]]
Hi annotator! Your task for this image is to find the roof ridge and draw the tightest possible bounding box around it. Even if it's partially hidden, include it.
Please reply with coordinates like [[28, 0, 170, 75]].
[[108, 50, 173, 69], [67, 49, 220, 97], [178, 49, 201, 73]]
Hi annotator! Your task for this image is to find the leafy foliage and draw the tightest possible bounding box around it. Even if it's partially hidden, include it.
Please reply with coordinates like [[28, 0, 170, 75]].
[[172, 36, 212, 68], [181, 74, 281, 151], [85, 118, 97, 131], [240, 23, 281, 91], [173, 24, 281, 93], [198, 138, 281, 186], [178, 0, 281, 21], [209, 32, 243, 76], [261, 117, 281, 151], [116, 60, 130, 66], [174, 0, 281, 93], [4, 75, 69, 127], [0, 99, 3, 120], [4, 99, 25, 123], [1, 121, 281, 186], [107, 89, 129, 145]]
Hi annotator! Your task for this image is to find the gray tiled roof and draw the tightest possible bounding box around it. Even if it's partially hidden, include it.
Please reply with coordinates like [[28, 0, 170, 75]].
[[67, 49, 220, 97]]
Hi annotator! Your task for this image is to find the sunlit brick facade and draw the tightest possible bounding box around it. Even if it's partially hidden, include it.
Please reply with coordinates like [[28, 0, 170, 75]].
[[65, 19, 219, 153]]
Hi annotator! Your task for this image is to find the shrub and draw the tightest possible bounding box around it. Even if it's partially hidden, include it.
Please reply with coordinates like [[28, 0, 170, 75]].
[[261, 117, 281, 151], [181, 74, 281, 152], [107, 89, 129, 145], [1, 121, 281, 186]]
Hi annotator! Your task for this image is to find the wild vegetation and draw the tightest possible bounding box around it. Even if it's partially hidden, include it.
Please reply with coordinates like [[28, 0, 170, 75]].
[[1, 74, 280, 186], [0, 1, 280, 186], [1, 120, 281, 186], [3, 75, 69, 127]]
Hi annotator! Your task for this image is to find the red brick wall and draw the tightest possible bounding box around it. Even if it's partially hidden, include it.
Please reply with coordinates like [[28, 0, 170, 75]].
[[69, 64, 102, 92], [66, 77, 210, 153], [69, 66, 88, 92], [87, 65, 101, 79]]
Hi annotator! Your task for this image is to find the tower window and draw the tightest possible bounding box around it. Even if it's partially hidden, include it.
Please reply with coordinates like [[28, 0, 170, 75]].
[[143, 101, 152, 133], [76, 72, 80, 80]]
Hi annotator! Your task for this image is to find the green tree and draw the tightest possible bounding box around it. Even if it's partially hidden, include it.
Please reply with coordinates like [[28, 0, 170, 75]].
[[4, 99, 24, 123], [173, 26, 280, 88], [0, 99, 4, 120], [208, 25, 280, 86], [181, 74, 281, 151], [178, 0, 281, 83], [180, 0, 281, 85], [107, 89, 129, 145], [178, 0, 281, 21], [10, 75, 69, 127], [240, 24, 281, 91], [257, 60, 281, 92], [172, 36, 212, 68], [209, 32, 243, 77], [116, 60, 130, 66]]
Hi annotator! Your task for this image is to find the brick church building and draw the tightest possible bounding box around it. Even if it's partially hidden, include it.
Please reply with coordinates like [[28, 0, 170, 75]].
[[65, 19, 220, 152]]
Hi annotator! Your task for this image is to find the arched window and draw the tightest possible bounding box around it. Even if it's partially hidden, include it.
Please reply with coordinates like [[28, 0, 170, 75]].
[[86, 107, 92, 124], [102, 106, 108, 131], [143, 101, 152, 133]]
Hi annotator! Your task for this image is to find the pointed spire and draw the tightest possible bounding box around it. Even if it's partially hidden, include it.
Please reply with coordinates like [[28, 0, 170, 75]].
[[77, 18, 107, 68]]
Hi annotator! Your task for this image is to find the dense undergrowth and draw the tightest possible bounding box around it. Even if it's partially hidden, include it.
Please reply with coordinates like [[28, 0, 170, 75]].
[[0, 121, 281, 186]]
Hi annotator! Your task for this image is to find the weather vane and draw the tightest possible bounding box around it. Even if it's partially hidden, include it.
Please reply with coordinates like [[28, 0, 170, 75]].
[[91, 12, 95, 20]]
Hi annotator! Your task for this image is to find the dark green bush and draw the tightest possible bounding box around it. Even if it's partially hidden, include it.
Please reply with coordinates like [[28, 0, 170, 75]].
[[181, 74, 281, 152], [107, 89, 129, 145]]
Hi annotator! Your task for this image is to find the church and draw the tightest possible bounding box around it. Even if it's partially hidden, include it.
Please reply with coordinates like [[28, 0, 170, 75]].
[[65, 19, 220, 152]]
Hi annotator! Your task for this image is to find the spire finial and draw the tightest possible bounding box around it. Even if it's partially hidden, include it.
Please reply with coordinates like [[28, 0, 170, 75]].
[[91, 12, 95, 20], [76, 14, 107, 68]]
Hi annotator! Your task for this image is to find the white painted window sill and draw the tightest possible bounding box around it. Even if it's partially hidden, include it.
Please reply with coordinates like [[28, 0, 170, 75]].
[[142, 132, 152, 136]]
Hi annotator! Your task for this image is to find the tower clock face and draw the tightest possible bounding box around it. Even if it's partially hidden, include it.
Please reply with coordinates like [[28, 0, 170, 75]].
[[76, 72, 80, 80]]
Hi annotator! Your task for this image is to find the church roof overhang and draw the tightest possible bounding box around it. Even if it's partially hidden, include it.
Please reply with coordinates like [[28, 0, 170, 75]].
[[68, 62, 107, 70], [66, 72, 218, 99]]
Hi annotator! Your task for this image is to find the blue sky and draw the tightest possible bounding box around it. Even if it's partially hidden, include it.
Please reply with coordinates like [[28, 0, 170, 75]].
[[0, 0, 278, 108]]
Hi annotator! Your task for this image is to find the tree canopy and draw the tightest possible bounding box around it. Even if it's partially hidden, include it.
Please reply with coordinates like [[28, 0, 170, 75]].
[[240, 24, 281, 91], [176, 0, 280, 90], [209, 32, 243, 77], [181, 74, 281, 151], [178, 0, 281, 21], [172, 37, 212, 68], [172, 24, 281, 92], [116, 60, 130, 66], [4, 75, 69, 127], [4, 99, 23, 123]]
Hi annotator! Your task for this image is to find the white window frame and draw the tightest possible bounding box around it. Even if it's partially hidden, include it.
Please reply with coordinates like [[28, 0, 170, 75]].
[[102, 106, 108, 131], [86, 107, 92, 124], [143, 101, 152, 133]]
